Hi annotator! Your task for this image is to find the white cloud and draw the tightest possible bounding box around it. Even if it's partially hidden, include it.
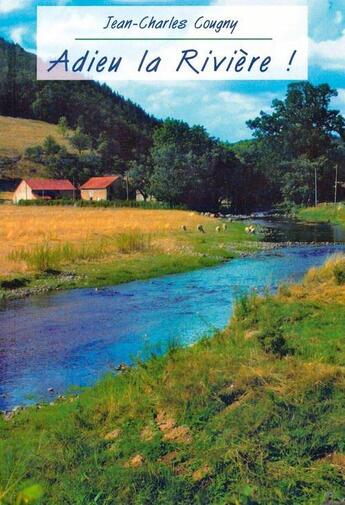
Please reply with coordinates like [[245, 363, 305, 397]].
[[212, 0, 306, 4], [335, 11, 343, 25], [198, 89, 275, 140], [0, 0, 28, 14], [10, 25, 27, 45], [309, 34, 345, 70], [113, 81, 276, 141]]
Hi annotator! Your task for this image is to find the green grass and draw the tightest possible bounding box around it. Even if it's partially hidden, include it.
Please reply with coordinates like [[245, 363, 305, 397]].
[[8, 233, 151, 273], [297, 203, 345, 226], [1, 257, 345, 504], [0, 222, 261, 299]]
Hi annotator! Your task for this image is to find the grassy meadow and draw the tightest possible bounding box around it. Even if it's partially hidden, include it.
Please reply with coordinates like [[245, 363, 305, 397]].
[[297, 203, 345, 227], [1, 256, 345, 504], [0, 206, 260, 298], [0, 116, 72, 157], [0, 115, 76, 180]]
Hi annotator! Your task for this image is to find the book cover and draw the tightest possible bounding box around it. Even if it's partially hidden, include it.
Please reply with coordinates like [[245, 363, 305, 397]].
[[0, 1, 344, 503]]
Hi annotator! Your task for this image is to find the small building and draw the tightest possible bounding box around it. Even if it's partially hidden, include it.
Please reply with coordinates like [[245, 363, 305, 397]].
[[80, 175, 125, 201], [13, 178, 76, 203]]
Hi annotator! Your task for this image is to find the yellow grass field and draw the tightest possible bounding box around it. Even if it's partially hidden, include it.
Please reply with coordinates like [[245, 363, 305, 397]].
[[0, 206, 213, 275], [0, 115, 72, 156], [0, 192, 13, 201]]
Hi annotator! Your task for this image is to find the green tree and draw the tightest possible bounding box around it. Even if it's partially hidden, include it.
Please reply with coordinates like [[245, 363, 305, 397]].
[[128, 155, 154, 201], [248, 82, 345, 161], [150, 119, 240, 211], [230, 139, 280, 211], [69, 127, 91, 155], [57, 116, 69, 138], [247, 82, 345, 205], [43, 135, 61, 155]]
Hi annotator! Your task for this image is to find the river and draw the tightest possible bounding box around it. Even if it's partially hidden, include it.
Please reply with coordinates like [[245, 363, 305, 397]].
[[1, 219, 345, 411]]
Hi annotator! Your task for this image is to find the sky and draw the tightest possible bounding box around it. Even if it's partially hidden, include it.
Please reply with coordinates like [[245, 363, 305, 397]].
[[1, 0, 345, 142]]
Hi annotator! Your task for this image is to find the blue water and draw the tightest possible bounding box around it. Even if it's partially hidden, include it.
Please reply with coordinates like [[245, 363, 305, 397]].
[[0, 245, 344, 411]]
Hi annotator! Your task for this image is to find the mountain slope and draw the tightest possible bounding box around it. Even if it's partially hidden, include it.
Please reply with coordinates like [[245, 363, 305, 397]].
[[0, 115, 72, 157], [0, 38, 159, 168]]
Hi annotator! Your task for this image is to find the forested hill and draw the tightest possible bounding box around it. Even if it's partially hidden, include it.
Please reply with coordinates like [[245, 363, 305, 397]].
[[2, 38, 345, 212], [0, 38, 159, 166]]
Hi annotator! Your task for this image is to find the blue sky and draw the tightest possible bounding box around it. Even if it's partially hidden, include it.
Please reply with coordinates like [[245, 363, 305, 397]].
[[1, 0, 345, 142]]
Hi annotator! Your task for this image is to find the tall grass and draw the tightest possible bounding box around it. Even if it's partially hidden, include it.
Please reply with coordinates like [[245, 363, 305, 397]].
[[0, 206, 215, 275], [8, 232, 152, 272], [115, 232, 151, 254]]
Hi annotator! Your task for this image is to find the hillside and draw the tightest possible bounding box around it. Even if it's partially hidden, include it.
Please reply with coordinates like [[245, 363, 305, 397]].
[[0, 115, 75, 181], [1, 257, 345, 503], [0, 116, 72, 157], [0, 37, 159, 180]]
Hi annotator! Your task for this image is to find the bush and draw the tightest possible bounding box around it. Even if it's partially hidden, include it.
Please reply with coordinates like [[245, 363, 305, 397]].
[[257, 323, 292, 357], [0, 277, 29, 290], [255, 299, 294, 357], [24, 145, 44, 163], [16, 198, 185, 210], [333, 264, 345, 285]]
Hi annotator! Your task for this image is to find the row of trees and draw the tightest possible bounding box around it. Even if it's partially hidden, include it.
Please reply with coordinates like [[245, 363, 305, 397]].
[[24, 82, 345, 213], [129, 120, 244, 211], [25, 118, 244, 212], [129, 82, 345, 211], [3, 37, 345, 211]]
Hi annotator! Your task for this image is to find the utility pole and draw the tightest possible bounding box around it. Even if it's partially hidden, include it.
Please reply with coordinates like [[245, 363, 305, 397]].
[[314, 164, 318, 207], [334, 163, 338, 206]]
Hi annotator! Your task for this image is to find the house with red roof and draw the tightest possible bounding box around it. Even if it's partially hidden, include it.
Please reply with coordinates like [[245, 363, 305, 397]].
[[13, 178, 76, 203], [80, 175, 125, 201]]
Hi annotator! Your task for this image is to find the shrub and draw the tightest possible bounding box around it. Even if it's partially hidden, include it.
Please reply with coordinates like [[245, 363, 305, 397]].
[[0, 277, 29, 290], [234, 294, 257, 320], [253, 298, 294, 358], [24, 145, 44, 163], [257, 323, 292, 357], [16, 198, 185, 210], [333, 264, 345, 285]]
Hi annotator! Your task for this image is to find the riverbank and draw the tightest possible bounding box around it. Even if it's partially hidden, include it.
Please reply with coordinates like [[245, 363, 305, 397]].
[[297, 203, 345, 227], [0, 206, 261, 300], [1, 256, 345, 504]]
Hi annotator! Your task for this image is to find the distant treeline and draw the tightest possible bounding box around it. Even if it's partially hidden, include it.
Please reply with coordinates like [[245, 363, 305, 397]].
[[1, 37, 345, 212]]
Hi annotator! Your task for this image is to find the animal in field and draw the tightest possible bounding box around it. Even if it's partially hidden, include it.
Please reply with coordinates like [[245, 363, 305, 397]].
[[197, 224, 205, 233], [222, 223, 227, 231], [245, 225, 256, 234], [181, 225, 187, 231], [215, 226, 221, 232]]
